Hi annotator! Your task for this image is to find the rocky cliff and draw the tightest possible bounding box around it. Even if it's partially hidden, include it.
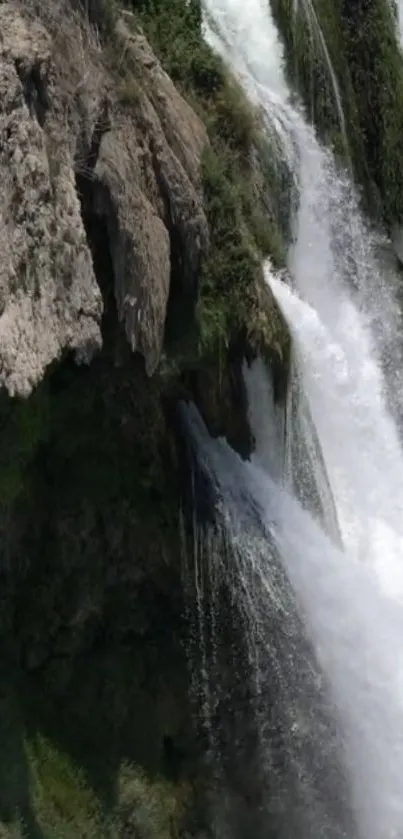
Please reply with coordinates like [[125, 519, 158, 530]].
[[0, 0, 211, 394], [0, 2, 289, 838]]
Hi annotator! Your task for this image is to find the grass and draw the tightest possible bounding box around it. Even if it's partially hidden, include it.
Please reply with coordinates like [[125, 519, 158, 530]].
[[340, 0, 403, 223], [118, 0, 289, 359], [26, 736, 102, 839], [26, 736, 186, 839], [25, 0, 290, 360], [0, 644, 195, 839]]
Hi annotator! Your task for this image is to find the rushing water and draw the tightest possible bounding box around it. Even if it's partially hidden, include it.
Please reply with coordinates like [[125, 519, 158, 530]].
[[184, 389, 403, 839], [184, 1, 403, 837]]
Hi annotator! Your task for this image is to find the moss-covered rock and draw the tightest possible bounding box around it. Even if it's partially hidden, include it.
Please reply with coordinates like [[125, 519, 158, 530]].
[[270, 0, 403, 225], [339, 0, 403, 224]]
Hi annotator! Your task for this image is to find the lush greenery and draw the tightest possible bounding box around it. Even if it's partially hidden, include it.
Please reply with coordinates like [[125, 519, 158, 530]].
[[340, 0, 403, 224], [0, 677, 191, 839], [271, 0, 403, 225], [118, 0, 289, 358]]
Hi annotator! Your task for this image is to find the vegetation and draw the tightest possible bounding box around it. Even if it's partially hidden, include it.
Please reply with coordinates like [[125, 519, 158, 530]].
[[270, 0, 354, 154], [115, 0, 289, 358], [340, 0, 403, 224], [0, 700, 190, 839], [271, 0, 403, 225]]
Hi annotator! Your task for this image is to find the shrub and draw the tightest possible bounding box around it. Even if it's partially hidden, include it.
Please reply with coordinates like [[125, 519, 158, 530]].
[[212, 76, 256, 153], [26, 735, 102, 839]]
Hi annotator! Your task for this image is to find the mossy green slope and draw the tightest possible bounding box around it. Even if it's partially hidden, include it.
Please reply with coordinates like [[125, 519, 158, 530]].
[[270, 0, 403, 225], [118, 0, 289, 359]]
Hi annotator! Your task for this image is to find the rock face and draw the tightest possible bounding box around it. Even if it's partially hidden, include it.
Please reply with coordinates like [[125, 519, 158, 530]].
[[0, 6, 103, 396], [93, 21, 209, 372], [0, 1, 209, 395]]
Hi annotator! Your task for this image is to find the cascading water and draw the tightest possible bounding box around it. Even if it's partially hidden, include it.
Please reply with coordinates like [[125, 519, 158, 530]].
[[245, 353, 340, 541], [183, 1, 403, 837], [182, 398, 358, 839]]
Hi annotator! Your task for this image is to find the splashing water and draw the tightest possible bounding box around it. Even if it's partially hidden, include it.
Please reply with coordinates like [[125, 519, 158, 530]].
[[190, 0, 403, 837], [268, 274, 403, 601], [183, 390, 403, 839]]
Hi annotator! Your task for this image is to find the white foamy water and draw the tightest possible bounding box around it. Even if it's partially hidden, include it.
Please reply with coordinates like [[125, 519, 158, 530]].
[[199, 0, 403, 837], [202, 0, 288, 99], [269, 276, 403, 601], [184, 397, 403, 839]]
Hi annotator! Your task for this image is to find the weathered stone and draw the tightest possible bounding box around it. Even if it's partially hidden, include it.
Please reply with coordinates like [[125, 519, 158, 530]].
[[94, 21, 209, 373], [0, 5, 103, 396], [0, 2, 209, 394]]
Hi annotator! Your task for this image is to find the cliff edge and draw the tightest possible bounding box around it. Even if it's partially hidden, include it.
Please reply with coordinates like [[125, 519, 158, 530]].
[[0, 0, 209, 395]]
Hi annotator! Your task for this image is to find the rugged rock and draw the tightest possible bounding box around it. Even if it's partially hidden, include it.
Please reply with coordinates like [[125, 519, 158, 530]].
[[0, 1, 209, 394], [0, 6, 102, 396], [89, 19, 209, 373]]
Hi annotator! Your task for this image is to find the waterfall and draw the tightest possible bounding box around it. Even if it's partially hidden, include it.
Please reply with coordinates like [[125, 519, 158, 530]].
[[182, 401, 358, 839], [244, 352, 340, 541], [269, 275, 403, 587], [182, 1, 403, 837]]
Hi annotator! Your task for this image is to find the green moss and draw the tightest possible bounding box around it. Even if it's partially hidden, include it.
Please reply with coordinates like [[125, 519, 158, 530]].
[[270, 0, 346, 148], [124, 0, 221, 97], [119, 0, 289, 360], [340, 0, 403, 224], [26, 735, 102, 839], [25, 736, 187, 839], [0, 727, 190, 839], [269, 0, 371, 199], [207, 74, 256, 151], [271, 0, 403, 224], [0, 824, 24, 838], [0, 384, 50, 507], [114, 763, 191, 839], [198, 147, 260, 353]]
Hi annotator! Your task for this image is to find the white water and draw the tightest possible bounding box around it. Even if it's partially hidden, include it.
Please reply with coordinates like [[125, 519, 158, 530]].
[[269, 275, 403, 600], [185, 397, 403, 838], [196, 0, 403, 837]]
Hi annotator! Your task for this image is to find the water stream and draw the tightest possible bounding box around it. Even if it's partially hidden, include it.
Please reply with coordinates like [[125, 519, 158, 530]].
[[186, 1, 403, 836]]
